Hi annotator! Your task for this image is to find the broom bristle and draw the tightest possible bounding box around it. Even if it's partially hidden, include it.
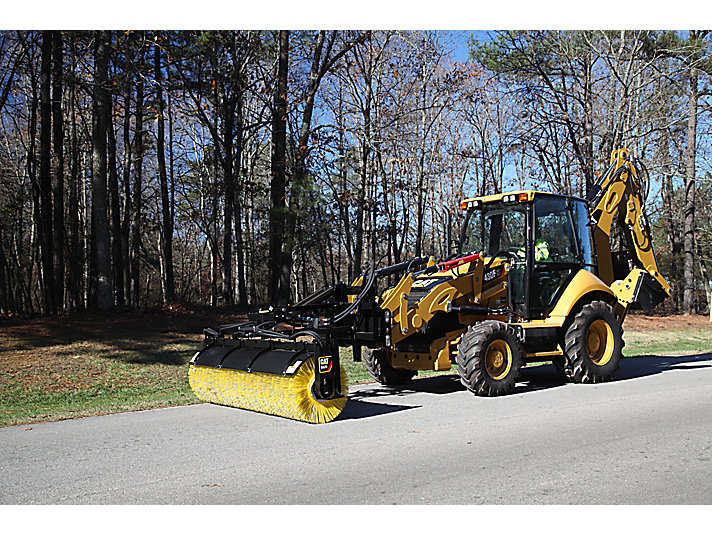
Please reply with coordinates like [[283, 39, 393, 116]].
[[188, 357, 348, 424]]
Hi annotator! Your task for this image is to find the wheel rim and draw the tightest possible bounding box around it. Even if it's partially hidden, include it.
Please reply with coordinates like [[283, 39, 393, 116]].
[[485, 339, 512, 380], [586, 319, 614, 366]]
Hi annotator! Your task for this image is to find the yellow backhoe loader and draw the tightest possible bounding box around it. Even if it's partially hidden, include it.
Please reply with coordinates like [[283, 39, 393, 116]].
[[189, 148, 670, 423]]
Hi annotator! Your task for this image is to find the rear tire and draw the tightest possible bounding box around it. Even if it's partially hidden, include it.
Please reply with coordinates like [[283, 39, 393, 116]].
[[363, 348, 416, 386], [563, 300, 624, 383], [456, 320, 523, 396]]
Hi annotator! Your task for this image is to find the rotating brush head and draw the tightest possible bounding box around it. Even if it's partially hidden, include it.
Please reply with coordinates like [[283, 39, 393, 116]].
[[188, 357, 348, 424]]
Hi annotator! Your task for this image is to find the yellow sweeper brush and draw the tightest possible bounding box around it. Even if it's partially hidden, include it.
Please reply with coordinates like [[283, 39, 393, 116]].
[[189, 336, 348, 424]]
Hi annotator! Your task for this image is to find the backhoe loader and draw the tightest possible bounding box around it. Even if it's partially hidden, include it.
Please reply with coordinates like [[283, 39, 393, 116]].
[[189, 148, 670, 423]]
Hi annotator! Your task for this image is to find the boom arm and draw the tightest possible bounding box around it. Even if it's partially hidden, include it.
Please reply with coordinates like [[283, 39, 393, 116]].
[[588, 149, 671, 310]]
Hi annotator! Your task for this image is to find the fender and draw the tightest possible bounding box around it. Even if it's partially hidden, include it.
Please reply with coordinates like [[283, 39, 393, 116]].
[[541, 269, 615, 327]]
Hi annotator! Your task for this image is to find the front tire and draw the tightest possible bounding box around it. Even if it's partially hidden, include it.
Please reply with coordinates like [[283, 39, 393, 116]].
[[456, 320, 523, 396], [363, 348, 416, 386], [563, 300, 624, 383]]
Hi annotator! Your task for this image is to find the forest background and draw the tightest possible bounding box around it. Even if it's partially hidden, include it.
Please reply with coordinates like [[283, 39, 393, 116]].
[[1, 28, 711, 318]]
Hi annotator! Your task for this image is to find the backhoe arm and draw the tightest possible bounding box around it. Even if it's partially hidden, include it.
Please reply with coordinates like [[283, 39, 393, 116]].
[[588, 149, 671, 311]]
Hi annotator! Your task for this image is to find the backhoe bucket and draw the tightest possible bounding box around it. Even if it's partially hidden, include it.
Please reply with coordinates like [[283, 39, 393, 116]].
[[188, 339, 347, 424]]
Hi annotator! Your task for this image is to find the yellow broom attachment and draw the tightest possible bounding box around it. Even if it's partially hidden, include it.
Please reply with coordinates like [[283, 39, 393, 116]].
[[189, 356, 348, 424]]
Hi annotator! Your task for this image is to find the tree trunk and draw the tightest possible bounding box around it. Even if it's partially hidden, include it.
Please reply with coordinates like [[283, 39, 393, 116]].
[[0, 227, 8, 314], [683, 64, 698, 315], [107, 88, 124, 306], [222, 98, 235, 307], [39, 31, 55, 314], [211, 130, 219, 306], [91, 30, 113, 312], [269, 30, 290, 304], [68, 33, 82, 311], [131, 37, 145, 307], [154, 40, 174, 304], [233, 95, 247, 307], [660, 130, 682, 310], [415, 107, 426, 257], [582, 52, 594, 194], [292, 31, 326, 188], [696, 237, 712, 321], [121, 82, 132, 307], [168, 64, 176, 302], [51, 31, 65, 311]]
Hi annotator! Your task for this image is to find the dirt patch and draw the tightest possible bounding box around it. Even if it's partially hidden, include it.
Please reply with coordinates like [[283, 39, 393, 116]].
[[625, 313, 711, 332]]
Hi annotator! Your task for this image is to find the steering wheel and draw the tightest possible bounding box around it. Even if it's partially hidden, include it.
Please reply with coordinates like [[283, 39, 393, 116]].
[[506, 247, 527, 263], [486, 249, 518, 268]]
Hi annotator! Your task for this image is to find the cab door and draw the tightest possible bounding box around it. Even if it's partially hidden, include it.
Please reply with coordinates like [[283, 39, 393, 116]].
[[528, 196, 585, 318]]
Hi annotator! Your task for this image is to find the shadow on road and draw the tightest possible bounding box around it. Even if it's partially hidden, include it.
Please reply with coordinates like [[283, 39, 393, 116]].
[[336, 399, 418, 421], [510, 353, 712, 393], [349, 374, 464, 400], [340, 352, 712, 417], [333, 375, 459, 421], [614, 352, 712, 380]]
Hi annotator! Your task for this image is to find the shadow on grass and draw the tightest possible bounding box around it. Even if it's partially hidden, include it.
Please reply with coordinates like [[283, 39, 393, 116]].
[[112, 338, 196, 366], [2, 329, 198, 367], [0, 310, 219, 357]]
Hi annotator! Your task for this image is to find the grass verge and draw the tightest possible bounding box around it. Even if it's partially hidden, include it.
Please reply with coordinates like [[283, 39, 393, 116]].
[[1, 334, 198, 427], [622, 327, 712, 357]]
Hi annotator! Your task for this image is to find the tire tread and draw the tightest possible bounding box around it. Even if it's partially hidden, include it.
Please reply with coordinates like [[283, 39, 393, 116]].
[[456, 320, 523, 396], [563, 300, 623, 383], [363, 348, 416, 386]]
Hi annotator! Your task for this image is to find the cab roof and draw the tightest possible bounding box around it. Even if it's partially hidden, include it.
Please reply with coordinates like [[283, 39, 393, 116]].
[[460, 190, 585, 209]]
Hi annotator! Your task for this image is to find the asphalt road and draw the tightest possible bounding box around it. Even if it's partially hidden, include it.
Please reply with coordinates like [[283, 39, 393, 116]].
[[2, 353, 711, 505]]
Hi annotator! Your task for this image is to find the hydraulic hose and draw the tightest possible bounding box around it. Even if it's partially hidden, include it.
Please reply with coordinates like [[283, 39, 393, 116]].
[[332, 263, 375, 324]]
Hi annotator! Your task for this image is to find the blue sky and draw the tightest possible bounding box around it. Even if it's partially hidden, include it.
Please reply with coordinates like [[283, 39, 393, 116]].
[[451, 31, 492, 63]]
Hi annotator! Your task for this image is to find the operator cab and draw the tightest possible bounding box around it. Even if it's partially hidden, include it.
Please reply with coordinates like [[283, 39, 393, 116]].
[[460, 191, 595, 319]]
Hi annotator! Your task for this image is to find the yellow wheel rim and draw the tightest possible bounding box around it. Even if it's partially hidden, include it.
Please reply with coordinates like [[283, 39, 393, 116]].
[[485, 339, 512, 380], [586, 319, 614, 366]]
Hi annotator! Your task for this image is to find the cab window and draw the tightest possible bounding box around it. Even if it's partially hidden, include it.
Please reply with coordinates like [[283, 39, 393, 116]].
[[462, 203, 526, 256], [533, 197, 578, 263]]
